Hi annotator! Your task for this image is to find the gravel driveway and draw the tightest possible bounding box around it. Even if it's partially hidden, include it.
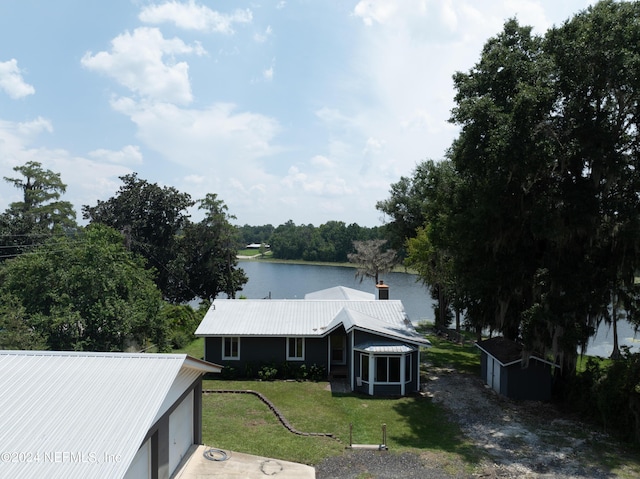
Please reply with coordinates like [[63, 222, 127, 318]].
[[316, 367, 633, 479]]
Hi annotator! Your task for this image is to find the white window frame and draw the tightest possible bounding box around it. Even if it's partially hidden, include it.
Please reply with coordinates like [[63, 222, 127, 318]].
[[222, 337, 240, 360], [360, 354, 370, 382], [374, 356, 402, 383], [286, 337, 305, 361]]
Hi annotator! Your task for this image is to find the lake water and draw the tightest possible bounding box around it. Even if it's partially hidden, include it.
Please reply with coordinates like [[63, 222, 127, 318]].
[[230, 260, 639, 357]]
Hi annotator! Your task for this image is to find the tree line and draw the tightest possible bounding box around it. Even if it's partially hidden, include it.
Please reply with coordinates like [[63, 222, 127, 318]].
[[237, 220, 385, 262], [378, 1, 640, 441]]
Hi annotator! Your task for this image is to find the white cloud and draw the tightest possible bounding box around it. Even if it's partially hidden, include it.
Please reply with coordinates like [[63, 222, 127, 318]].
[[81, 27, 204, 105], [0, 59, 35, 99], [139, 1, 252, 33], [353, 0, 398, 26], [88, 145, 143, 165], [254, 25, 273, 43], [263, 65, 274, 81], [110, 99, 281, 168], [310, 155, 334, 169]]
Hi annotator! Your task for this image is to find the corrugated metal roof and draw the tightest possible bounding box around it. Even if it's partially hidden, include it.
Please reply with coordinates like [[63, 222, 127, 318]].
[[195, 299, 408, 336], [304, 286, 375, 300], [0, 351, 220, 479], [195, 298, 430, 346], [334, 308, 430, 345], [355, 343, 416, 354]]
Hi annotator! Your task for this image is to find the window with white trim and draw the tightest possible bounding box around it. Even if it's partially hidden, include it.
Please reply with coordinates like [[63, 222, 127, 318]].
[[222, 337, 240, 360], [361, 354, 370, 382], [375, 356, 401, 383], [405, 354, 412, 382], [286, 337, 304, 360]]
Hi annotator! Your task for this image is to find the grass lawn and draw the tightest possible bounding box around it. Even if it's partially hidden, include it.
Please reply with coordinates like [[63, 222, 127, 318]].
[[184, 336, 483, 467], [423, 335, 481, 375], [200, 378, 480, 467], [176, 335, 640, 473], [173, 337, 205, 359]]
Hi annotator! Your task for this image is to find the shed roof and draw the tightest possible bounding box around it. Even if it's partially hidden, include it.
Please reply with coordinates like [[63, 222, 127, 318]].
[[195, 298, 429, 346], [0, 350, 220, 479], [475, 337, 559, 368]]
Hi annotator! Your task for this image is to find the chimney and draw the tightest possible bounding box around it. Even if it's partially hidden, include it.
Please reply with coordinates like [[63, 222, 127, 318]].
[[376, 280, 389, 300]]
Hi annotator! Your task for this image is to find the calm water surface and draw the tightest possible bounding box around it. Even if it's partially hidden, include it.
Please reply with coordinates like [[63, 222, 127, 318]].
[[233, 260, 435, 322], [229, 260, 638, 357]]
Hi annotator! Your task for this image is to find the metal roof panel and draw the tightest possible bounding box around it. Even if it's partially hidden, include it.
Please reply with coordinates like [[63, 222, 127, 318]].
[[0, 351, 219, 479]]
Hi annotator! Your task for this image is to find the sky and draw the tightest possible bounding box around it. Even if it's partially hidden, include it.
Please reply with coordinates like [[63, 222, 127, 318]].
[[0, 0, 596, 228]]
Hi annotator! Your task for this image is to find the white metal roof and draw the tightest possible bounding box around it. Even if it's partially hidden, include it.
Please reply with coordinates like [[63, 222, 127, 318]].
[[328, 307, 430, 346], [0, 350, 220, 479], [304, 286, 375, 300], [195, 297, 430, 346], [355, 343, 416, 354]]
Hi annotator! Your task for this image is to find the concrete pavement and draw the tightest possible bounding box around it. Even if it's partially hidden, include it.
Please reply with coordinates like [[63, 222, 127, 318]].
[[171, 445, 316, 479]]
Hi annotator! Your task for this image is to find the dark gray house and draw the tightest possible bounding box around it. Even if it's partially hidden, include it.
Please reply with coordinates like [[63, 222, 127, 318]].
[[195, 285, 430, 396], [476, 336, 559, 401]]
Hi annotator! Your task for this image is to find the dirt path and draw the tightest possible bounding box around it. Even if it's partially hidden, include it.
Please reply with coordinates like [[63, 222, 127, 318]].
[[424, 367, 628, 478]]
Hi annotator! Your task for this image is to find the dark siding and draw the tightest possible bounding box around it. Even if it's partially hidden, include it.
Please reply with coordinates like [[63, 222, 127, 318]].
[[204, 336, 221, 364], [203, 336, 329, 377], [354, 330, 390, 346], [305, 337, 328, 365], [505, 359, 553, 401], [374, 384, 402, 396]]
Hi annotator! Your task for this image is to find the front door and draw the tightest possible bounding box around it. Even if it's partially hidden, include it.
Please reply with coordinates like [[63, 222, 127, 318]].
[[330, 335, 346, 365]]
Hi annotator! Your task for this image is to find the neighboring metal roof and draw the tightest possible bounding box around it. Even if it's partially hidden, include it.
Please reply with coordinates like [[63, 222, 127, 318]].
[[195, 297, 431, 346], [0, 350, 220, 479], [304, 286, 375, 300]]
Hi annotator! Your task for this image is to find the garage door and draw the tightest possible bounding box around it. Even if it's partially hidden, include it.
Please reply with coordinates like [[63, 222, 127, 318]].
[[169, 390, 194, 474]]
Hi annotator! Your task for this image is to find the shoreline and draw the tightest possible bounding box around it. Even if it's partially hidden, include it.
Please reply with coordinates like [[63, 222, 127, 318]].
[[237, 255, 417, 274]]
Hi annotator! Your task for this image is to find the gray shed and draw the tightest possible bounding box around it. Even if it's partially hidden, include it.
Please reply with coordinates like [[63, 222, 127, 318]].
[[476, 337, 559, 401]]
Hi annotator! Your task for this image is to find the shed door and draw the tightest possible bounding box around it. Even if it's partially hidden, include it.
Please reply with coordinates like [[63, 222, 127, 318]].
[[487, 357, 500, 393], [492, 360, 501, 392], [169, 390, 194, 474]]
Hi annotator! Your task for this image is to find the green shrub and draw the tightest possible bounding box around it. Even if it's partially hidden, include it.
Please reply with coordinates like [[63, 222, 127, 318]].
[[221, 366, 238, 380], [258, 366, 278, 381], [308, 363, 326, 381], [566, 349, 640, 442]]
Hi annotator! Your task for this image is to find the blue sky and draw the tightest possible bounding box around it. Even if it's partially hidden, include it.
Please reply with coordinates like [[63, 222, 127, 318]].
[[0, 0, 594, 227]]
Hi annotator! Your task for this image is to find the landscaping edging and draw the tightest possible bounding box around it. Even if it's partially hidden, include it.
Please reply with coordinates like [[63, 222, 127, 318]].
[[203, 389, 338, 440]]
